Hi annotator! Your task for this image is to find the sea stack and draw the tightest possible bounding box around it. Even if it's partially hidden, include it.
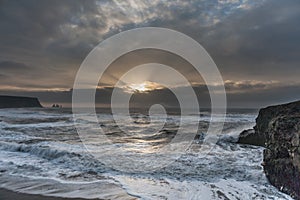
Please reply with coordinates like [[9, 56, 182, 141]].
[[0, 95, 42, 108]]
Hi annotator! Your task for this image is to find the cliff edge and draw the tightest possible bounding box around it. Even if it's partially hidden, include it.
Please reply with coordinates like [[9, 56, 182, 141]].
[[238, 100, 300, 199], [261, 101, 300, 199], [0, 95, 42, 108]]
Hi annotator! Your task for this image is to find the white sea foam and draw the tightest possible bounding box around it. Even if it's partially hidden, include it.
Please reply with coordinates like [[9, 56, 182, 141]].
[[0, 108, 293, 199]]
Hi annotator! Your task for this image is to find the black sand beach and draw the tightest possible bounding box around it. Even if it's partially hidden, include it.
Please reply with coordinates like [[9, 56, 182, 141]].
[[0, 189, 98, 200]]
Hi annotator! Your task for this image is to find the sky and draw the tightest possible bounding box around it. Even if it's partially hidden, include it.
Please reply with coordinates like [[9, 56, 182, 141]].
[[0, 0, 299, 108]]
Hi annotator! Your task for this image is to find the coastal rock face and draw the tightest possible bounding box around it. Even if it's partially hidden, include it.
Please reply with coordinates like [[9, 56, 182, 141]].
[[237, 129, 265, 147], [0, 95, 42, 108], [258, 101, 300, 199], [254, 101, 300, 140]]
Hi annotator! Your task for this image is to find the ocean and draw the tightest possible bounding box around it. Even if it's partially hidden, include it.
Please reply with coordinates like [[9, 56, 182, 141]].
[[0, 108, 293, 199]]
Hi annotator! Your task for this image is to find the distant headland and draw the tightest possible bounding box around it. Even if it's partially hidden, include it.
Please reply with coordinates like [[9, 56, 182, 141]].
[[0, 95, 42, 108]]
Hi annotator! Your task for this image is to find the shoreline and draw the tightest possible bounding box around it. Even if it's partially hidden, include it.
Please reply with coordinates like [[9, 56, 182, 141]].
[[0, 188, 101, 200]]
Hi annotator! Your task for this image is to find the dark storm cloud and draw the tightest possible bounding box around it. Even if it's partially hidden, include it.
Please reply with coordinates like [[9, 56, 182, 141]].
[[0, 0, 299, 107], [200, 0, 300, 81], [0, 0, 266, 80], [0, 60, 34, 88], [227, 84, 300, 108], [0, 61, 31, 71], [0, 74, 7, 79], [0, 0, 105, 89], [0, 60, 68, 90], [102, 0, 300, 83], [135, 0, 300, 82]]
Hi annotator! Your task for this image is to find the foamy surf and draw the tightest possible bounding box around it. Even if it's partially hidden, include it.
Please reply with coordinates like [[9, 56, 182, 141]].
[[0, 108, 293, 199]]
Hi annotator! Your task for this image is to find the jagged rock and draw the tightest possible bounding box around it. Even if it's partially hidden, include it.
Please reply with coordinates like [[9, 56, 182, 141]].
[[0, 95, 42, 108], [258, 101, 300, 199], [254, 101, 300, 140], [237, 129, 265, 147]]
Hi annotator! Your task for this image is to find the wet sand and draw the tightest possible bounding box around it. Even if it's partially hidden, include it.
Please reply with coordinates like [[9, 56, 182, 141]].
[[0, 189, 101, 200]]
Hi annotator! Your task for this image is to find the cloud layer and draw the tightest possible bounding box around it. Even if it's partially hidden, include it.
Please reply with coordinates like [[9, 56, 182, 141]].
[[0, 0, 299, 107]]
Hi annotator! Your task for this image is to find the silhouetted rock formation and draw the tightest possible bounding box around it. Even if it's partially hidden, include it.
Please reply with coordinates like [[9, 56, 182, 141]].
[[238, 101, 300, 199], [237, 129, 265, 147], [261, 101, 300, 199], [0, 95, 42, 108], [238, 101, 300, 148]]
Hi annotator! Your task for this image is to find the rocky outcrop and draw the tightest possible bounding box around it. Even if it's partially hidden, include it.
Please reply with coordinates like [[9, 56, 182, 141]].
[[254, 101, 300, 141], [256, 101, 300, 199], [237, 101, 300, 198], [0, 95, 42, 108], [237, 129, 265, 147], [238, 101, 300, 147]]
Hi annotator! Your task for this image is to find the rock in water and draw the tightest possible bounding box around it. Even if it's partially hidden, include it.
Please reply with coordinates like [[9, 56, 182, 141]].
[[237, 129, 265, 147], [258, 100, 300, 199], [0, 95, 42, 108]]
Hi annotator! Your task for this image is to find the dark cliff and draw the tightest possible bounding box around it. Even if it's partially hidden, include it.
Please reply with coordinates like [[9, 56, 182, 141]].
[[238, 100, 300, 199], [238, 101, 300, 147], [260, 101, 300, 199], [237, 129, 265, 147], [0, 95, 42, 108], [255, 101, 300, 143]]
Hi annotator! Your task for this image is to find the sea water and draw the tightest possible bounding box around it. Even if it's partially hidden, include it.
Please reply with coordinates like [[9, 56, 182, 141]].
[[0, 108, 293, 199]]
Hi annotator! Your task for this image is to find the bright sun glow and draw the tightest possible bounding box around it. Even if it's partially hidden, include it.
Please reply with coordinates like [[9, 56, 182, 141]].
[[125, 81, 163, 93], [130, 83, 147, 92]]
